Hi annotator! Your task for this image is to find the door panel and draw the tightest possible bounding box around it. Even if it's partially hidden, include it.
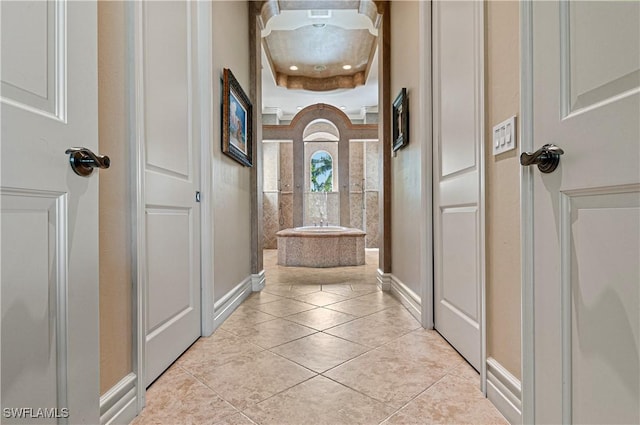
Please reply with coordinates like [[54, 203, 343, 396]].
[[1, 0, 99, 422], [441, 207, 479, 321], [433, 0, 483, 371], [0, 0, 61, 117], [566, 192, 639, 424], [1, 192, 65, 425], [146, 209, 194, 331], [565, 2, 640, 113], [531, 1, 639, 423], [144, 0, 191, 179], [137, 0, 201, 386]]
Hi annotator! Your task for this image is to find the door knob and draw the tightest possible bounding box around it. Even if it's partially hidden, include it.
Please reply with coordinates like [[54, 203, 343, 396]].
[[520, 144, 564, 173], [65, 147, 111, 177]]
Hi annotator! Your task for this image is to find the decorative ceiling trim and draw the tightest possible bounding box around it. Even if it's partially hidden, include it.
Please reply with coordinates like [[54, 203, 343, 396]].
[[264, 103, 378, 141], [277, 71, 367, 91], [258, 0, 381, 92], [258, 0, 381, 33], [258, 0, 280, 30]]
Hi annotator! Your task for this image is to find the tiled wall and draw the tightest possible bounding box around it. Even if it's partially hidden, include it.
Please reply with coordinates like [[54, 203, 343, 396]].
[[263, 139, 379, 249], [349, 140, 380, 248], [263, 143, 279, 249]]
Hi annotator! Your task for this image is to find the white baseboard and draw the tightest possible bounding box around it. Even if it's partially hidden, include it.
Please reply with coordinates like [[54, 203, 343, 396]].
[[390, 274, 422, 323], [100, 373, 138, 425], [486, 357, 522, 425], [213, 276, 252, 330], [376, 268, 391, 291], [251, 270, 266, 291]]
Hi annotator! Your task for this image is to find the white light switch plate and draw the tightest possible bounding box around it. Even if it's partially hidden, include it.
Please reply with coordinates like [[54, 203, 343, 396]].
[[492, 115, 517, 156]]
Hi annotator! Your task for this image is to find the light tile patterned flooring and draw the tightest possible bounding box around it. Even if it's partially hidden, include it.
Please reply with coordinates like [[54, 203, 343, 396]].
[[132, 250, 507, 425]]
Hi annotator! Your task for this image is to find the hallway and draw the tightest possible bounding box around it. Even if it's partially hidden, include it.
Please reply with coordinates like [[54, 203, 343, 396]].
[[131, 251, 507, 425]]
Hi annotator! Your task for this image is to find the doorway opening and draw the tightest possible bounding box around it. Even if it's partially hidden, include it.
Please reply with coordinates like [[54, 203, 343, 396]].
[[250, 1, 389, 275]]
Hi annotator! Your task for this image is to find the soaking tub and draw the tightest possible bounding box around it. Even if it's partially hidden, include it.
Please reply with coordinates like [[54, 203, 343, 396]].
[[276, 226, 366, 267]]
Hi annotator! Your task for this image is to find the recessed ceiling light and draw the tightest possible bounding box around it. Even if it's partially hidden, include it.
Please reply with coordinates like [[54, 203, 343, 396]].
[[314, 65, 326, 72], [296, 106, 303, 110], [342, 65, 352, 70], [289, 65, 299, 71], [312, 23, 326, 28], [340, 106, 347, 110]]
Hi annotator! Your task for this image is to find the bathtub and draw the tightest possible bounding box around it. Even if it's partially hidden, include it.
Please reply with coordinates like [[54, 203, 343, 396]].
[[276, 226, 366, 267]]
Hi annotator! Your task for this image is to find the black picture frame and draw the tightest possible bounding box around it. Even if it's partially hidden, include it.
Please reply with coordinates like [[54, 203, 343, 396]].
[[222, 68, 253, 167], [392, 87, 409, 152]]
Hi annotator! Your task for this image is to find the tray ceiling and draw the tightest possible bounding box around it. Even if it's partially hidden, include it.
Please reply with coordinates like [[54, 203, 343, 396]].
[[261, 0, 379, 119]]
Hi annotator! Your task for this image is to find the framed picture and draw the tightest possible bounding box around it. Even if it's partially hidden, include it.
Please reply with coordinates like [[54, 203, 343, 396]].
[[222, 68, 253, 166], [392, 87, 409, 152]]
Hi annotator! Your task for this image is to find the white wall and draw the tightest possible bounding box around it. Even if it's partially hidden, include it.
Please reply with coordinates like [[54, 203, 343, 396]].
[[212, 1, 252, 301], [390, 1, 423, 296]]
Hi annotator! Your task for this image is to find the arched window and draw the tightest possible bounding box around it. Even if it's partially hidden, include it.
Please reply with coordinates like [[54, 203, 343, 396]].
[[310, 150, 333, 192]]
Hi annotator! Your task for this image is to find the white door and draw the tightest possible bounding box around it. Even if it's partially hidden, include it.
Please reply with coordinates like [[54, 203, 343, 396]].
[[432, 0, 484, 372], [134, 0, 202, 386], [528, 1, 640, 423], [1, 0, 100, 423]]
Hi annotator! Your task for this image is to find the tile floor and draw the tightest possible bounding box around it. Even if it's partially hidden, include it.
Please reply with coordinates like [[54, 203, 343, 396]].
[[131, 250, 508, 425]]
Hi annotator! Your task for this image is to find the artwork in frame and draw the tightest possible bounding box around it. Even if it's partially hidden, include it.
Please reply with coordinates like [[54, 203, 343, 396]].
[[222, 68, 253, 166], [392, 87, 409, 152]]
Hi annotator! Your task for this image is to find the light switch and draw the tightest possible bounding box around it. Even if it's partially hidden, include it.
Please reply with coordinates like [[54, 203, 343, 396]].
[[492, 115, 517, 155]]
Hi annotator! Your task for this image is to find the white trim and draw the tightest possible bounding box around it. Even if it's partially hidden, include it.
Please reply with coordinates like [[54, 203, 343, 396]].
[[251, 270, 266, 291], [213, 276, 253, 330], [390, 274, 422, 323], [418, 0, 434, 331], [487, 358, 522, 425], [376, 268, 391, 291], [196, 0, 215, 338], [520, 1, 535, 424], [99, 373, 138, 425], [477, 0, 487, 398], [129, 0, 147, 413]]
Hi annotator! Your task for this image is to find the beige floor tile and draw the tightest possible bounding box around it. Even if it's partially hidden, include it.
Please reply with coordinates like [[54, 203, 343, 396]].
[[325, 346, 453, 408], [213, 412, 257, 425], [138, 250, 501, 425], [241, 292, 286, 308], [176, 331, 264, 370], [243, 376, 396, 425], [190, 350, 316, 410], [348, 283, 381, 294], [321, 284, 371, 298], [324, 315, 415, 348], [448, 361, 481, 383], [262, 284, 320, 298], [382, 330, 464, 370], [270, 332, 368, 372], [232, 318, 317, 348], [289, 283, 323, 293], [325, 298, 389, 317], [293, 291, 349, 306], [219, 308, 277, 335], [354, 291, 402, 308], [131, 369, 238, 425], [365, 306, 422, 330], [385, 374, 508, 424], [253, 299, 316, 317], [284, 307, 358, 331]]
